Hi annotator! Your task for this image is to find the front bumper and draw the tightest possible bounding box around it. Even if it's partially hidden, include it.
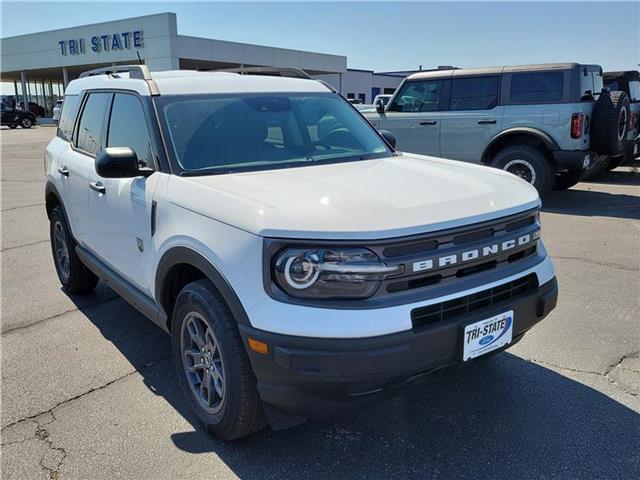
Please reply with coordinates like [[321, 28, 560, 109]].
[[240, 276, 558, 420], [552, 150, 593, 170]]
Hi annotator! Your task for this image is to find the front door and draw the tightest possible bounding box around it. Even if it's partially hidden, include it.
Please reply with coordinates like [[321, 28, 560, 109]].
[[377, 79, 444, 156], [1, 106, 16, 124], [87, 92, 158, 292]]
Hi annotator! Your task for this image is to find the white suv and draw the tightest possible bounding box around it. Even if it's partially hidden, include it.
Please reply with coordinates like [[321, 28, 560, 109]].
[[45, 65, 558, 440]]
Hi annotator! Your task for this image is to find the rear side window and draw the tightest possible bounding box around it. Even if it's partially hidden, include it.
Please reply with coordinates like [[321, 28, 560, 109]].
[[510, 72, 564, 103], [107, 93, 152, 165], [388, 80, 443, 112], [57, 95, 80, 142], [449, 76, 499, 110], [76, 93, 111, 155], [629, 82, 640, 102]]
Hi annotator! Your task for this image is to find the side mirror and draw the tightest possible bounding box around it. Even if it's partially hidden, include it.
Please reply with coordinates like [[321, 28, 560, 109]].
[[95, 147, 153, 178], [378, 129, 396, 149], [376, 98, 386, 114]]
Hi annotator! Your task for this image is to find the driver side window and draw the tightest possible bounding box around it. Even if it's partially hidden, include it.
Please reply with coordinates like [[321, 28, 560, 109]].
[[106, 93, 152, 166], [388, 80, 443, 112]]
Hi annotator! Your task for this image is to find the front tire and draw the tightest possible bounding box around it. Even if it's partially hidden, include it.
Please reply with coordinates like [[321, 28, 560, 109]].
[[20, 117, 33, 129], [49, 205, 99, 293], [491, 145, 555, 196], [172, 279, 266, 441]]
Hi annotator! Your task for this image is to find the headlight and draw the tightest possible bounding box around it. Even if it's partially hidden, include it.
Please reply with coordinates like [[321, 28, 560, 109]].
[[273, 247, 402, 299]]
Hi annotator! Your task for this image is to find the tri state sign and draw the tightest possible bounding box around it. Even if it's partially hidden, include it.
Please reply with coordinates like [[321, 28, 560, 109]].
[[58, 31, 143, 56]]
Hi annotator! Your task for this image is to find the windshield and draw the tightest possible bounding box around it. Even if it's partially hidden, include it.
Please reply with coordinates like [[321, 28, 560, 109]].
[[157, 92, 391, 174]]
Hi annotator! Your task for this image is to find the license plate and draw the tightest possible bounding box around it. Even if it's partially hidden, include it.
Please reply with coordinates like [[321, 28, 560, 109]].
[[463, 311, 513, 361]]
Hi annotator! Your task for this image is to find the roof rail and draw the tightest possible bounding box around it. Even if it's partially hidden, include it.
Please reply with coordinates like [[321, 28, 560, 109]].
[[79, 64, 152, 80], [78, 64, 159, 95], [219, 66, 312, 80]]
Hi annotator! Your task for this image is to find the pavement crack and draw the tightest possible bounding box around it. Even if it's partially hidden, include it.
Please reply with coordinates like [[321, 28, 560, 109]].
[[1, 238, 49, 252], [1, 296, 120, 335], [604, 351, 640, 375], [551, 255, 639, 272], [1, 356, 173, 432], [1, 202, 45, 212], [34, 412, 67, 480], [512, 353, 640, 398]]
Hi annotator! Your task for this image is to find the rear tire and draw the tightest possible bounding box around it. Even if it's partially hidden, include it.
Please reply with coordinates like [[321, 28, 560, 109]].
[[553, 169, 583, 191], [8, 124, 17, 129], [172, 279, 267, 441], [491, 145, 555, 196], [49, 205, 99, 293]]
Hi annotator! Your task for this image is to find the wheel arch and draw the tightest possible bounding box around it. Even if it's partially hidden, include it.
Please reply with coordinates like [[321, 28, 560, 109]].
[[482, 128, 560, 164], [155, 246, 251, 332], [45, 181, 66, 221]]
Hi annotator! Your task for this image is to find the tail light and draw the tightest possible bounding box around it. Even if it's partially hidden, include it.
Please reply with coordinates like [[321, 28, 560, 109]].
[[571, 113, 584, 139]]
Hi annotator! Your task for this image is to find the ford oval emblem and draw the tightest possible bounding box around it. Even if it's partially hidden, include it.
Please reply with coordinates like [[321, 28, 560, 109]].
[[479, 335, 494, 346]]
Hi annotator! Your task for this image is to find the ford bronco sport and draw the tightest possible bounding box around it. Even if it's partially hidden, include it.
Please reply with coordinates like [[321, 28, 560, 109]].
[[364, 63, 630, 194], [45, 65, 558, 440]]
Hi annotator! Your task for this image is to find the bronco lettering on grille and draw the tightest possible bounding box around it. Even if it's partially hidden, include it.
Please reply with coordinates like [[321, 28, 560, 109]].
[[412, 231, 540, 273]]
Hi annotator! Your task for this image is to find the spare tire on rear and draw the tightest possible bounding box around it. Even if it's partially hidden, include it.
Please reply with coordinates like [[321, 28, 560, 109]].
[[591, 90, 630, 156]]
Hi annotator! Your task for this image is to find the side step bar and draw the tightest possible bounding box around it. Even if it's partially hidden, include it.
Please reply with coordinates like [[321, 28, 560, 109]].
[[76, 245, 169, 333]]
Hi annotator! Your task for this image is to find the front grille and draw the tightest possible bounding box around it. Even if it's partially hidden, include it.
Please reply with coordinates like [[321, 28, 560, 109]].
[[410, 274, 538, 330], [377, 209, 540, 295]]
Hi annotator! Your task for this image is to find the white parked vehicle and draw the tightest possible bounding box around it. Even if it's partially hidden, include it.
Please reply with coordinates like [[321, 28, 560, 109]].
[[45, 65, 558, 440], [373, 93, 393, 107], [52, 100, 63, 122]]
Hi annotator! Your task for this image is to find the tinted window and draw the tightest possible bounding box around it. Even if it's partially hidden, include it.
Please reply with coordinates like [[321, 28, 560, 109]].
[[605, 79, 620, 91], [629, 82, 640, 102], [107, 94, 152, 165], [510, 72, 564, 103], [388, 80, 443, 112], [449, 76, 499, 110], [76, 93, 111, 155], [57, 94, 80, 142], [159, 93, 390, 173], [581, 71, 603, 98]]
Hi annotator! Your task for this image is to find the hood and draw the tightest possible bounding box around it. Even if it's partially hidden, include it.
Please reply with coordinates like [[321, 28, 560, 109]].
[[168, 154, 540, 240]]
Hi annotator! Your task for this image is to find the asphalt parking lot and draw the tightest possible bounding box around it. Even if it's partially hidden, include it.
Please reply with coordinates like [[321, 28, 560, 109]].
[[1, 126, 639, 480]]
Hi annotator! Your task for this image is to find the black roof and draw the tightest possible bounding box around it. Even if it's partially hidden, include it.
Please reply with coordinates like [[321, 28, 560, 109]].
[[604, 70, 640, 82]]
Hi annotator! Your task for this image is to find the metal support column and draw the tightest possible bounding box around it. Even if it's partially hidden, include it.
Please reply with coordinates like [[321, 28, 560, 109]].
[[20, 71, 27, 109], [62, 67, 69, 91]]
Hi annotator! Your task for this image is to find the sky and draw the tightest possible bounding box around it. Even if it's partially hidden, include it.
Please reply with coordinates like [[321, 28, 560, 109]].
[[1, 0, 638, 93]]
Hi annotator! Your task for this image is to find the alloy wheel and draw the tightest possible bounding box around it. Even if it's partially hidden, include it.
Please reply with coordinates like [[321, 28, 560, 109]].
[[181, 312, 226, 414], [52, 220, 70, 281], [503, 159, 536, 184]]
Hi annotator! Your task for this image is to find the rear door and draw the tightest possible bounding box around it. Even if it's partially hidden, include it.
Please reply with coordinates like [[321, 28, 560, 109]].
[[59, 92, 110, 244], [377, 79, 444, 156], [440, 75, 503, 163], [87, 92, 159, 292]]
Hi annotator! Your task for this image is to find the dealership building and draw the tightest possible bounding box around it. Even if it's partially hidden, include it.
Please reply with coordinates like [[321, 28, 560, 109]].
[[0, 12, 404, 116]]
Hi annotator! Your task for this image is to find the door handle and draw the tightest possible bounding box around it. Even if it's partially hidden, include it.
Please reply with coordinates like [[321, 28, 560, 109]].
[[419, 120, 437, 126], [478, 120, 497, 125], [89, 181, 106, 194], [57, 166, 69, 177]]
